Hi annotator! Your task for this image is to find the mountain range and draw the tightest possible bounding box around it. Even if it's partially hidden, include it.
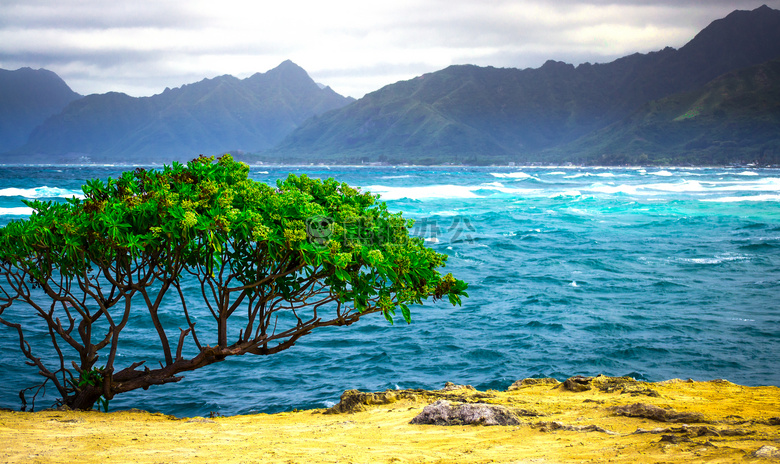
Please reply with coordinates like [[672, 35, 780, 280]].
[[269, 4, 780, 165], [1, 5, 779, 166], [2, 61, 353, 163]]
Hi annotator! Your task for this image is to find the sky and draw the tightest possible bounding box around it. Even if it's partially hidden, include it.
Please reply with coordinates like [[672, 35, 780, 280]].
[[1, 0, 778, 99]]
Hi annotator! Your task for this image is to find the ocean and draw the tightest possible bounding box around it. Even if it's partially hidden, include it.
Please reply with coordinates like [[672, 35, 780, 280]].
[[1, 165, 779, 416]]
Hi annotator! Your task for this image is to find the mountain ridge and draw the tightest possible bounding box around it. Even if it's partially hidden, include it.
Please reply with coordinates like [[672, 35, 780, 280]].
[[268, 5, 780, 165], [0, 67, 81, 154], [3, 6, 780, 165], [551, 57, 780, 166], [5, 61, 354, 163]]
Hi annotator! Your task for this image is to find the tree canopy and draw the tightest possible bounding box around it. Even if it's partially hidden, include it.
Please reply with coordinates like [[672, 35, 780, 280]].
[[0, 155, 467, 411]]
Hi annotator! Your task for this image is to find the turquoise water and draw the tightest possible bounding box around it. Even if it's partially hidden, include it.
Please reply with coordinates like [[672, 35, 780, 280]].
[[1, 165, 779, 416]]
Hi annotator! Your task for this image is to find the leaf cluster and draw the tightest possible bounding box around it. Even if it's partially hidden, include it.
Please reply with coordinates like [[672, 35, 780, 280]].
[[0, 154, 467, 324]]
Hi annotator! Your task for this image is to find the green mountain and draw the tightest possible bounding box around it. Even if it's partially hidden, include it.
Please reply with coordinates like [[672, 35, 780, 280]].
[[552, 58, 780, 166], [9, 61, 353, 163], [268, 5, 780, 165], [0, 68, 81, 154]]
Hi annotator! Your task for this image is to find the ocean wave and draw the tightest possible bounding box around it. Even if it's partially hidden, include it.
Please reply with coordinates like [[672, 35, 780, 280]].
[[644, 180, 706, 193], [366, 184, 481, 200], [549, 190, 582, 198], [365, 184, 542, 200], [676, 254, 750, 265], [490, 172, 534, 179], [701, 194, 780, 203], [583, 178, 780, 196], [0, 207, 34, 216], [649, 170, 674, 177], [367, 175, 780, 201], [588, 184, 639, 195], [0, 186, 84, 199], [720, 178, 780, 192], [564, 172, 616, 179]]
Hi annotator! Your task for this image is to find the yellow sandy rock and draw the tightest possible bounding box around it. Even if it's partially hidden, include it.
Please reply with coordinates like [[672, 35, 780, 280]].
[[1, 376, 778, 463]]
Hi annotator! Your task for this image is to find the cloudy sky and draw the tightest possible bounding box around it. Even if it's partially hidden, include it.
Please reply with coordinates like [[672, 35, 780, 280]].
[[1, 0, 777, 99]]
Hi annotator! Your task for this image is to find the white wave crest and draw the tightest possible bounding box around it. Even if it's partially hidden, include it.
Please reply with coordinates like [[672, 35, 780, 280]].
[[678, 254, 750, 265], [366, 184, 481, 200], [649, 170, 674, 177], [0, 207, 34, 216], [0, 186, 84, 199], [550, 190, 582, 198], [588, 184, 639, 195], [645, 180, 706, 193], [365, 183, 541, 200], [564, 172, 616, 179], [490, 172, 535, 179], [701, 194, 780, 203]]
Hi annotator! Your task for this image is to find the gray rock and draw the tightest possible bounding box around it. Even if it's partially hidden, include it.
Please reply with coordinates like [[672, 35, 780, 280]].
[[410, 400, 522, 426], [753, 445, 780, 458]]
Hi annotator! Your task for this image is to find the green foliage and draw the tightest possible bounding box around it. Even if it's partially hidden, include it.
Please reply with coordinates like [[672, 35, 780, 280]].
[[1, 155, 464, 310], [0, 154, 467, 410]]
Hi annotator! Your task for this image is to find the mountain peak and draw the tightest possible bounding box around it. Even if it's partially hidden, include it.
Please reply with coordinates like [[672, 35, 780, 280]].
[[11, 61, 354, 163], [673, 4, 780, 87], [0, 67, 81, 153], [277, 59, 299, 68], [268, 59, 306, 75]]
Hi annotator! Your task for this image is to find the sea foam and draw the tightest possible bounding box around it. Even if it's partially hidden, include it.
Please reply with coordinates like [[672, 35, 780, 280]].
[[0, 207, 34, 216], [701, 194, 780, 203], [490, 172, 534, 179], [366, 184, 481, 200], [0, 186, 84, 199]]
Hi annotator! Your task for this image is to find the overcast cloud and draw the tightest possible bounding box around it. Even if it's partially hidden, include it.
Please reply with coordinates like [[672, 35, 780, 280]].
[[0, 0, 777, 98]]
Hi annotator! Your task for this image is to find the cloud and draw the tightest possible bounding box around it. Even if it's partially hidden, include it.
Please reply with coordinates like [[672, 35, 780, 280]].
[[0, 0, 777, 98]]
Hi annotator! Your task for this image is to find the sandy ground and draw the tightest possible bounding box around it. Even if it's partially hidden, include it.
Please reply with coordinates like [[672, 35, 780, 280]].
[[1, 377, 779, 463]]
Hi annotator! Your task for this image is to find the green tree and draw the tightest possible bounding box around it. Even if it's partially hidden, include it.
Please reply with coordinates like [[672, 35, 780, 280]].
[[0, 155, 467, 411]]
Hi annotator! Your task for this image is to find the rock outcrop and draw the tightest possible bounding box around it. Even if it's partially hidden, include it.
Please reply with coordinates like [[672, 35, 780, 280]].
[[410, 400, 522, 426]]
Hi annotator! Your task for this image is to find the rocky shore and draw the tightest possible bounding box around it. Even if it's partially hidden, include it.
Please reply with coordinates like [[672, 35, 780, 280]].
[[1, 375, 779, 463]]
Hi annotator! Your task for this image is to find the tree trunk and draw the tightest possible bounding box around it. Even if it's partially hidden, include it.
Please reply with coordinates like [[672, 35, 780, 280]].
[[66, 385, 104, 411]]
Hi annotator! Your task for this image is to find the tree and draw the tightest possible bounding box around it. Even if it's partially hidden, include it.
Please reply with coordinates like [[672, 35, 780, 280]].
[[0, 155, 467, 411]]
